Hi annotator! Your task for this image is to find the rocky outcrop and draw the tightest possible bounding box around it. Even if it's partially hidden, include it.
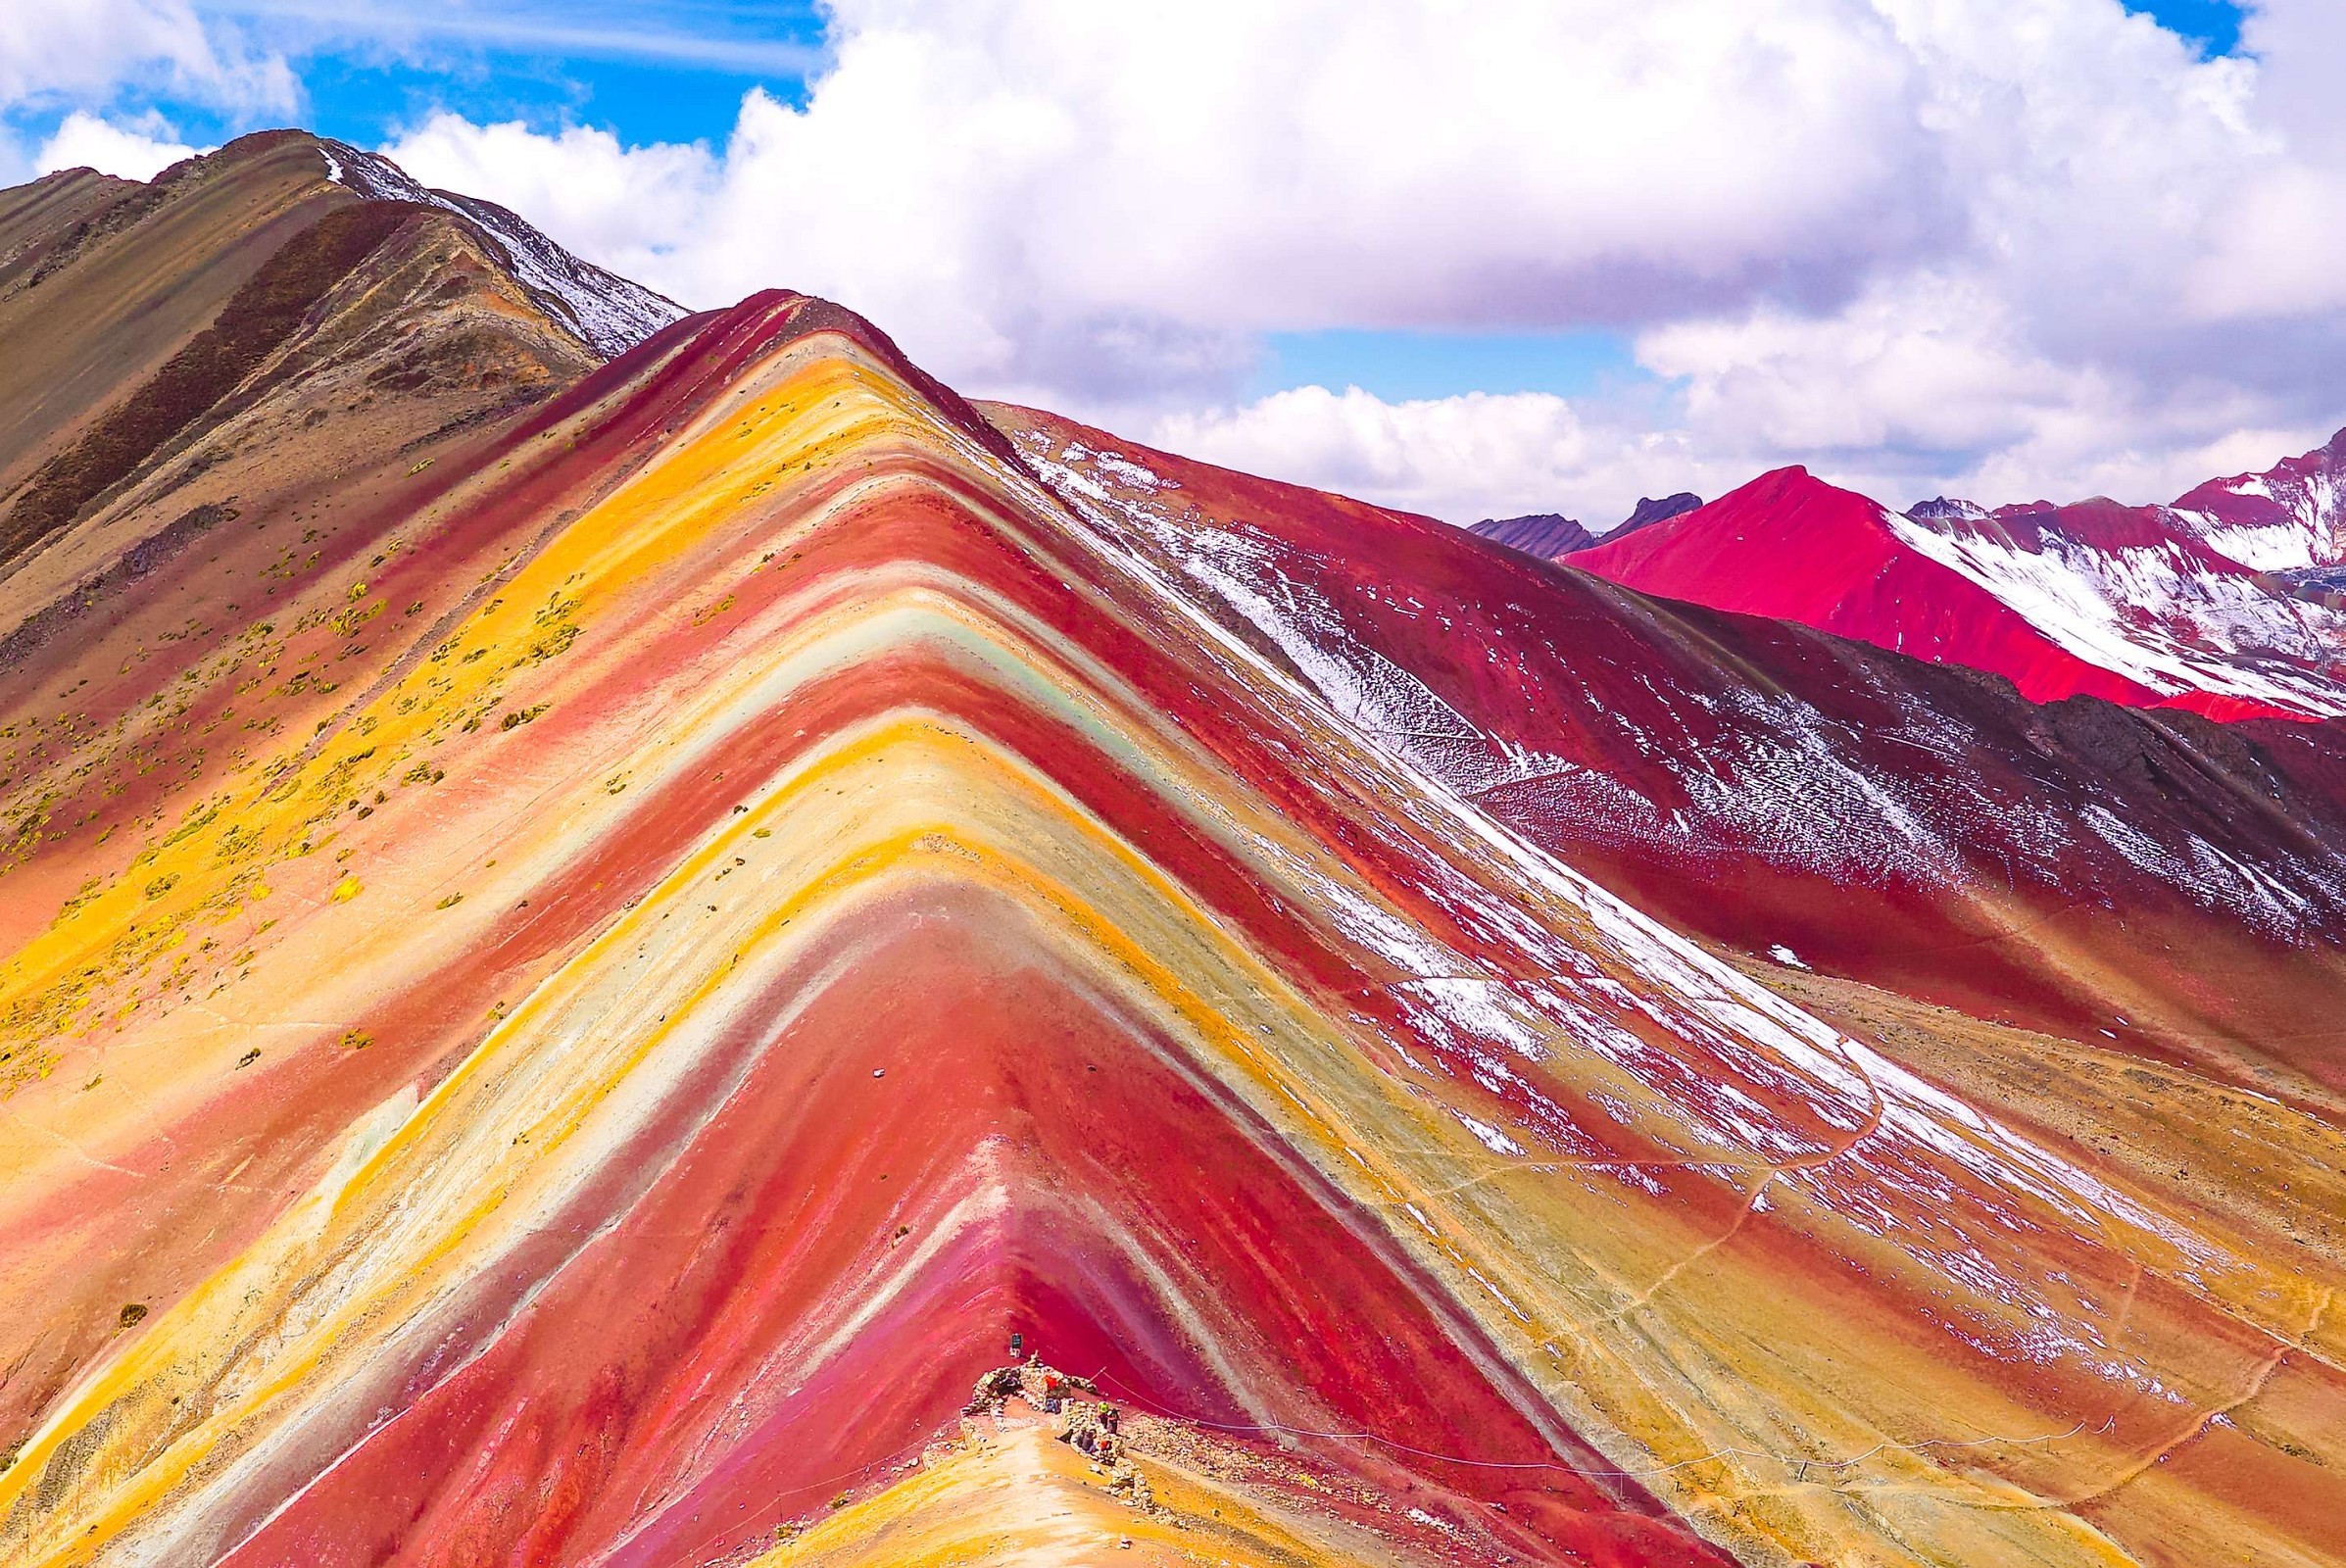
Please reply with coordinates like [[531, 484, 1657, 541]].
[[1612, 490, 1702, 537], [1465, 511, 1592, 557]]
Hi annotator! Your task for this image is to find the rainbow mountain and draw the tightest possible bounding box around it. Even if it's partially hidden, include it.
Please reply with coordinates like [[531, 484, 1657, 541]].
[[0, 132, 2340, 1568]]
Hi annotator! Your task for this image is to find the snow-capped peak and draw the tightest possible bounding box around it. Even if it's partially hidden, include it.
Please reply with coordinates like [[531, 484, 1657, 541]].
[[1907, 496, 1990, 522], [318, 140, 687, 361]]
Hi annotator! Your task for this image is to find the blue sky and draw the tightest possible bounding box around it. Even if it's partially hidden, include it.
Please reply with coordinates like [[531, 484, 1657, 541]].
[[1250, 330, 1645, 405], [140, 2, 829, 147], [2126, 0, 2245, 53]]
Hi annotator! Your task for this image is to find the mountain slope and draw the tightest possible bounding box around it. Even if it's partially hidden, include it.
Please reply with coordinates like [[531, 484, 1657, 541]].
[[993, 406, 2346, 1564], [0, 167, 142, 295], [998, 410, 2346, 1099], [0, 135, 347, 516], [0, 147, 2338, 1568], [1615, 491, 1703, 537], [1575, 466, 2172, 706]]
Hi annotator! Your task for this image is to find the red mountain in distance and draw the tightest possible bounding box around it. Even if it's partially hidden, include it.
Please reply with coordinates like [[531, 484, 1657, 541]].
[[1576, 467, 2174, 710], [1572, 451, 2346, 722], [2173, 424, 2346, 571]]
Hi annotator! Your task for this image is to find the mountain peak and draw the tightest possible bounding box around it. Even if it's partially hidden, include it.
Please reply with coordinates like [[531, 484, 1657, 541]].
[[2171, 422, 2346, 572], [316, 137, 688, 359], [1614, 491, 1702, 537], [1466, 511, 1592, 557], [1908, 495, 1989, 521]]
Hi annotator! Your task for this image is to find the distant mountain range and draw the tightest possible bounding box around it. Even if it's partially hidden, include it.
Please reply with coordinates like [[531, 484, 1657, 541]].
[[1477, 444, 2346, 722], [1467, 491, 1701, 559], [0, 131, 2337, 1568]]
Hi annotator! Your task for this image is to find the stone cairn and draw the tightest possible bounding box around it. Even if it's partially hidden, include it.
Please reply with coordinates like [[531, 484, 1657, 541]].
[[965, 1356, 1155, 1511]]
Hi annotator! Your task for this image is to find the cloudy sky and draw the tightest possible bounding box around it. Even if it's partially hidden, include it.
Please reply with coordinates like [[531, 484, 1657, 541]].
[[3, 0, 2337, 529]]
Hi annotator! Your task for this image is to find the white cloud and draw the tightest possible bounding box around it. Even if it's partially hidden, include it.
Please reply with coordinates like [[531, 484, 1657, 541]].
[[1154, 388, 1591, 522], [388, 0, 1960, 398], [35, 110, 205, 180], [369, 114, 714, 285], [1153, 386, 1774, 528], [376, 0, 2346, 522], [0, 1, 295, 115]]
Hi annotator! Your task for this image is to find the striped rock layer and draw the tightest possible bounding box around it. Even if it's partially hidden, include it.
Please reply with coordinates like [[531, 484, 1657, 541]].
[[0, 143, 2341, 1568]]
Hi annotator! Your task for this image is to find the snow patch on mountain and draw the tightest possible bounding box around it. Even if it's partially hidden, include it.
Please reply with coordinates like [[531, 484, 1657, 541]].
[[2177, 467, 2346, 575], [320, 140, 686, 361], [1907, 497, 1989, 522], [1881, 504, 2346, 717]]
